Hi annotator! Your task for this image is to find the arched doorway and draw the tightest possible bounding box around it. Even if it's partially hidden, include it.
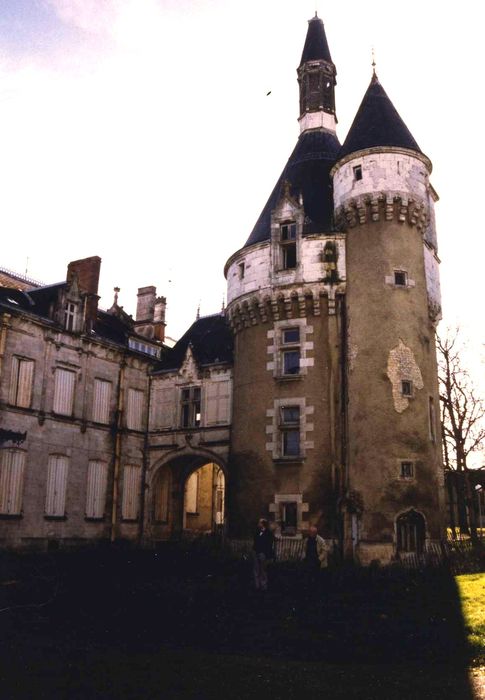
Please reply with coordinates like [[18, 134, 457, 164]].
[[183, 463, 225, 533], [396, 509, 426, 554], [150, 454, 227, 541]]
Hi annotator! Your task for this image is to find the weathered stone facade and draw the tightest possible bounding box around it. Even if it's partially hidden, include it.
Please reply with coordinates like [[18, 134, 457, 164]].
[[0, 14, 446, 563]]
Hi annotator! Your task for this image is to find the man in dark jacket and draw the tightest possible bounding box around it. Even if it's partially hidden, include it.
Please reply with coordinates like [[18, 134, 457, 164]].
[[252, 518, 275, 591]]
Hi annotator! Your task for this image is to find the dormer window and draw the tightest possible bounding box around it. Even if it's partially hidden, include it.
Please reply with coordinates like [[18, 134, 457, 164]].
[[280, 223, 297, 270], [353, 165, 362, 181], [64, 302, 77, 331]]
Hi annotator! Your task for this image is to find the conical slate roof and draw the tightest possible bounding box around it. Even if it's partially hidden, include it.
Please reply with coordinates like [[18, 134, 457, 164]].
[[300, 14, 333, 65], [339, 74, 422, 160], [243, 129, 340, 248]]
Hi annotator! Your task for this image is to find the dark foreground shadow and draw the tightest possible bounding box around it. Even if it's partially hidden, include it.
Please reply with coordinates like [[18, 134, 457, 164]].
[[0, 546, 479, 699]]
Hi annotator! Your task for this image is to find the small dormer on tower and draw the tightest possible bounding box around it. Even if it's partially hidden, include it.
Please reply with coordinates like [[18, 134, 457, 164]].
[[297, 14, 337, 134]]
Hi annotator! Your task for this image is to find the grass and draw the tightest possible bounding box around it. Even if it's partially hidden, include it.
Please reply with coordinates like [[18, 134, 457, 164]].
[[0, 548, 483, 698], [457, 572, 485, 663]]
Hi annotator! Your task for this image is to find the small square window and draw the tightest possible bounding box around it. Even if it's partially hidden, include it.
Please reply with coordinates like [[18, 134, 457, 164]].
[[401, 380, 413, 397], [353, 165, 363, 181], [400, 461, 414, 479], [281, 223, 296, 241], [394, 270, 407, 286], [282, 328, 300, 344]]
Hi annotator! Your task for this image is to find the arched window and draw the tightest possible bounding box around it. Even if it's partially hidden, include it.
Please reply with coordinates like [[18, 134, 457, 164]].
[[396, 509, 426, 554]]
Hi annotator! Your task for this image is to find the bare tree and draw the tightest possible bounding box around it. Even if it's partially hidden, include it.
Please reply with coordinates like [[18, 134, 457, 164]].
[[437, 329, 485, 542]]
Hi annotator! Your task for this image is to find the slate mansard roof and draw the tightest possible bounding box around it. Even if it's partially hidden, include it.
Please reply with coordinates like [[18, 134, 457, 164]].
[[155, 314, 233, 372], [338, 75, 423, 161], [244, 129, 340, 248]]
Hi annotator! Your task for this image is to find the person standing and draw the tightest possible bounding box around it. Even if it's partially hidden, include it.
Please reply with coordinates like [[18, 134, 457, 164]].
[[303, 525, 329, 572], [252, 518, 275, 591]]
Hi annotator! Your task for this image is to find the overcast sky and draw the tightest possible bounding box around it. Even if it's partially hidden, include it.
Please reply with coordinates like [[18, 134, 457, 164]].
[[0, 0, 483, 375]]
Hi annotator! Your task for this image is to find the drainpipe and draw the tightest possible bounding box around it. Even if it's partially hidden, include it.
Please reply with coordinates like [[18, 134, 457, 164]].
[[0, 313, 11, 383], [138, 367, 152, 546], [111, 354, 126, 543]]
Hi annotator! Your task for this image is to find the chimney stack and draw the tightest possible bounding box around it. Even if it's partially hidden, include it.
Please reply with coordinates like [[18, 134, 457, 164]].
[[66, 256, 101, 330]]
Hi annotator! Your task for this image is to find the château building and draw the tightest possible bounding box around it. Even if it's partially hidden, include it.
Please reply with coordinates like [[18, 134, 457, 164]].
[[0, 14, 445, 563]]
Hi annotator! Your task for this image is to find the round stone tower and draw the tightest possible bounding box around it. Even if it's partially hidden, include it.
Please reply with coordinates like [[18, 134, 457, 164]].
[[331, 72, 445, 564], [224, 15, 344, 538]]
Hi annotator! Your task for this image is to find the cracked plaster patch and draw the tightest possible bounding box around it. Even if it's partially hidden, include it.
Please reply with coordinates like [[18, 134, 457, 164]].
[[387, 339, 423, 413]]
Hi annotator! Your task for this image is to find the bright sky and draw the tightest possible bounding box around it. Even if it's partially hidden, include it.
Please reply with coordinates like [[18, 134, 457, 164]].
[[1, 1, 484, 377]]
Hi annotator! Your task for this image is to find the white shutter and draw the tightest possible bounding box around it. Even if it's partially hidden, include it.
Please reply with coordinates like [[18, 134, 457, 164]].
[[150, 385, 175, 429], [53, 369, 75, 415], [204, 380, 231, 426], [45, 455, 69, 516], [9, 357, 34, 408], [86, 460, 108, 519], [185, 471, 198, 514], [126, 389, 144, 430], [92, 379, 111, 424], [154, 470, 170, 522], [122, 465, 141, 520], [0, 450, 25, 515]]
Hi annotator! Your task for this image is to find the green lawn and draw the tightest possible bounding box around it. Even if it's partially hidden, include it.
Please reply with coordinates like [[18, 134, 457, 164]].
[[457, 572, 485, 664]]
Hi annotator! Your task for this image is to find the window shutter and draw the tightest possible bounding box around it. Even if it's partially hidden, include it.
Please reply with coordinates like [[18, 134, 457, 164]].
[[150, 385, 175, 429], [9, 358, 34, 408], [126, 389, 144, 430], [122, 465, 141, 520], [53, 369, 75, 415], [0, 450, 26, 515], [86, 460, 108, 519], [205, 381, 231, 426], [92, 379, 111, 423], [45, 455, 69, 516]]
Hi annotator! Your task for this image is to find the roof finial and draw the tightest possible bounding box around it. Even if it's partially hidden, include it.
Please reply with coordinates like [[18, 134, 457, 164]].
[[371, 47, 377, 80], [113, 286, 120, 306], [221, 294, 225, 312], [196, 302, 200, 320]]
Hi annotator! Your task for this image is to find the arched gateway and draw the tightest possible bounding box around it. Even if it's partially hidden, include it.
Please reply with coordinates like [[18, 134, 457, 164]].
[[148, 452, 227, 542]]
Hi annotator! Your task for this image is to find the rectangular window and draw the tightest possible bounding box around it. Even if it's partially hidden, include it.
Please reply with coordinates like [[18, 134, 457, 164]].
[[64, 302, 77, 331], [353, 164, 362, 181], [281, 327, 300, 376], [9, 357, 34, 408], [280, 501, 298, 536], [126, 388, 144, 430], [401, 380, 413, 397], [281, 406, 301, 457], [121, 465, 141, 520], [53, 368, 76, 415], [45, 455, 69, 517], [85, 460, 108, 519], [185, 471, 199, 514], [280, 223, 297, 270], [400, 461, 414, 479], [181, 386, 201, 428], [92, 379, 111, 424], [394, 270, 407, 286], [238, 262, 245, 279], [0, 450, 26, 515]]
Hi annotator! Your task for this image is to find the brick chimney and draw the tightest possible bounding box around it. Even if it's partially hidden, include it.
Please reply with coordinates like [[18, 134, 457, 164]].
[[66, 256, 101, 329]]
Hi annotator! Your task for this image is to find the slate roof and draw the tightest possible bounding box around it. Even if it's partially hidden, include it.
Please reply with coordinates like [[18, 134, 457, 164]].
[[339, 74, 422, 160], [155, 314, 233, 372], [243, 129, 340, 248], [300, 15, 333, 65]]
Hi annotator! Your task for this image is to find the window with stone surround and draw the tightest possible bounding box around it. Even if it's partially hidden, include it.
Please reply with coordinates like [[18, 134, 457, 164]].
[[9, 356, 34, 408], [281, 327, 300, 376], [280, 405, 301, 457], [280, 501, 298, 536], [85, 460, 108, 520], [401, 380, 413, 397], [280, 222, 297, 270], [64, 302, 78, 331], [0, 449, 26, 516], [45, 455, 69, 518], [181, 386, 201, 428]]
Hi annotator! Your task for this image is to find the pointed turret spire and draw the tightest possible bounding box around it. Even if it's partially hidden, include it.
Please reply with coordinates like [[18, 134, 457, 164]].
[[339, 74, 422, 160], [297, 14, 337, 134]]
